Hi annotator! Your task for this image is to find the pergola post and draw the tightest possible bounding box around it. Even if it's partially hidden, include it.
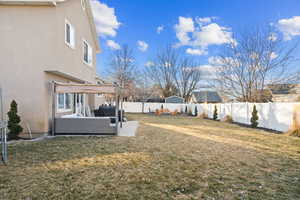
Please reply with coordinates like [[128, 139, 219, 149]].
[[51, 81, 56, 136], [115, 93, 119, 135]]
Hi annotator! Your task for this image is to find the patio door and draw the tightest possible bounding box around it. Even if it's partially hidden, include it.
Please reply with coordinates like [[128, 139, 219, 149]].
[[75, 94, 86, 116]]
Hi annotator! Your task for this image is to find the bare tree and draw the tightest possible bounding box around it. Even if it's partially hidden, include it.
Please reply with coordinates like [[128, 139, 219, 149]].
[[108, 45, 137, 100], [146, 46, 201, 101], [174, 57, 201, 101], [216, 26, 300, 102], [146, 46, 178, 98]]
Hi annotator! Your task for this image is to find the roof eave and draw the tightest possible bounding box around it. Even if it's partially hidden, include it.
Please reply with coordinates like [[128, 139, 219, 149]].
[[0, 0, 65, 6], [85, 0, 101, 53]]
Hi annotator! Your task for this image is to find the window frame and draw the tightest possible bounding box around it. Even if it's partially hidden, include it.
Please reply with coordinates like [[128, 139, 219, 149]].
[[65, 19, 75, 49], [82, 39, 93, 66], [57, 93, 73, 113], [81, 0, 86, 10]]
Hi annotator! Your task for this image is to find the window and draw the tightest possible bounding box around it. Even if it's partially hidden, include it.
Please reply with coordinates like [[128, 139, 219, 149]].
[[65, 20, 75, 48], [83, 40, 93, 66], [57, 93, 73, 112]]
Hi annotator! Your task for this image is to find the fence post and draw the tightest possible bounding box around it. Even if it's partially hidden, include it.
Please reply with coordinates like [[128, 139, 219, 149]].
[[231, 103, 233, 120], [246, 102, 249, 124]]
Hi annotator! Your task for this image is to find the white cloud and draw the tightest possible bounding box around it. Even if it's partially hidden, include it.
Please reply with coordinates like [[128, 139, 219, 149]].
[[270, 52, 278, 60], [197, 64, 218, 80], [208, 56, 224, 66], [186, 48, 207, 56], [145, 61, 155, 67], [137, 40, 148, 52], [174, 16, 195, 46], [157, 25, 164, 34], [106, 40, 121, 50], [90, 0, 121, 37], [195, 16, 217, 26], [277, 16, 300, 40], [174, 17, 234, 55], [193, 23, 234, 48]]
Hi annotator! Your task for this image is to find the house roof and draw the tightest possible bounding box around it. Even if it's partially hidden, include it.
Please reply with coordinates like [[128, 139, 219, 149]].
[[268, 84, 299, 95], [192, 91, 222, 103], [165, 95, 184, 100], [0, 0, 100, 52]]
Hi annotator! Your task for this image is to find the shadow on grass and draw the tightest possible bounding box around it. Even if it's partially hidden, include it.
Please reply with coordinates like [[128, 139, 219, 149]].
[[1, 114, 300, 199]]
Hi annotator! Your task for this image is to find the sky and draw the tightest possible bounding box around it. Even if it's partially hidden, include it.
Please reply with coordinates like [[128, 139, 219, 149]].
[[90, 0, 300, 78]]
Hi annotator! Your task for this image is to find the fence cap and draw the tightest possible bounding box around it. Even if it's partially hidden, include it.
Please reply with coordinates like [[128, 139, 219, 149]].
[[0, 120, 7, 129]]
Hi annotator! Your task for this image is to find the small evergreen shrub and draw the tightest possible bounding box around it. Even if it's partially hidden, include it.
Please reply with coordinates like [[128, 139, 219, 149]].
[[250, 105, 259, 128], [185, 106, 188, 114], [7, 100, 23, 140], [213, 105, 218, 120], [194, 106, 198, 117]]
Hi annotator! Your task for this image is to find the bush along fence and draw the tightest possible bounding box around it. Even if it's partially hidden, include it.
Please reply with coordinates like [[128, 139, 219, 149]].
[[122, 102, 300, 132]]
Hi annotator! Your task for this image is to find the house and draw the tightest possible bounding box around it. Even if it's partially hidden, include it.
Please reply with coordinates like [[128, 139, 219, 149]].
[[268, 84, 300, 102], [0, 0, 101, 134], [165, 96, 185, 104], [190, 91, 222, 103]]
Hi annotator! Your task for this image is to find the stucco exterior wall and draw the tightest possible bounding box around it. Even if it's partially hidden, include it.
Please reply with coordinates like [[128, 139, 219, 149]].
[[0, 0, 99, 133]]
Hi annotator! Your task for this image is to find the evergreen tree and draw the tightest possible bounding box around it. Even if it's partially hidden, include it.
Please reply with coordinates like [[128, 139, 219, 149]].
[[213, 105, 218, 120], [194, 106, 198, 116], [250, 105, 259, 128], [7, 100, 23, 139]]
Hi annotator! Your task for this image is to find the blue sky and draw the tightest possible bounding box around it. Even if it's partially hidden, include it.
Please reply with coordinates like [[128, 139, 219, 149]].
[[90, 0, 300, 77]]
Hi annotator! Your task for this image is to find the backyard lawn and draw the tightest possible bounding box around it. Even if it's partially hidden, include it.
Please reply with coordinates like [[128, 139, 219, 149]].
[[1, 114, 300, 199]]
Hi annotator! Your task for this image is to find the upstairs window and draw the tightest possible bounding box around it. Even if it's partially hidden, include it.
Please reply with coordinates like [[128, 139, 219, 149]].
[[83, 40, 93, 66], [65, 20, 75, 48]]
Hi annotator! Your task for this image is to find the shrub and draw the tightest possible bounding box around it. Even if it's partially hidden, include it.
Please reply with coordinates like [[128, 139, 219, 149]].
[[194, 106, 198, 117], [155, 109, 161, 115], [171, 109, 178, 116], [289, 129, 300, 137], [161, 104, 164, 110], [222, 115, 233, 123], [287, 105, 300, 137], [185, 106, 188, 114], [199, 113, 208, 119], [250, 105, 259, 128], [7, 100, 23, 140], [213, 105, 218, 120]]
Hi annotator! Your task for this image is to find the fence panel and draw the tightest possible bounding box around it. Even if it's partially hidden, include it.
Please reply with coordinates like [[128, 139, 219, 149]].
[[122, 102, 300, 132]]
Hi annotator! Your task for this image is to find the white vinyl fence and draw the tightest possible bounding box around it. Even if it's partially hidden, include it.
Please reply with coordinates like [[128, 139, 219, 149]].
[[123, 102, 300, 132]]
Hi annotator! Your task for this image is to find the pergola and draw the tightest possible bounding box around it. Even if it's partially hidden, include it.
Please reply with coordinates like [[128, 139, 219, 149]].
[[50, 81, 122, 136]]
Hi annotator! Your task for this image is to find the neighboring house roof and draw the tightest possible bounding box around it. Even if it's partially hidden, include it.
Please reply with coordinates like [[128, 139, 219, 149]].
[[165, 96, 185, 103], [268, 84, 300, 95], [192, 91, 222, 103], [0, 0, 100, 52]]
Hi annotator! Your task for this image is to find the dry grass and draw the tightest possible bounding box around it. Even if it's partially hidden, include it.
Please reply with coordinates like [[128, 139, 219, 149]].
[[1, 114, 300, 200]]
